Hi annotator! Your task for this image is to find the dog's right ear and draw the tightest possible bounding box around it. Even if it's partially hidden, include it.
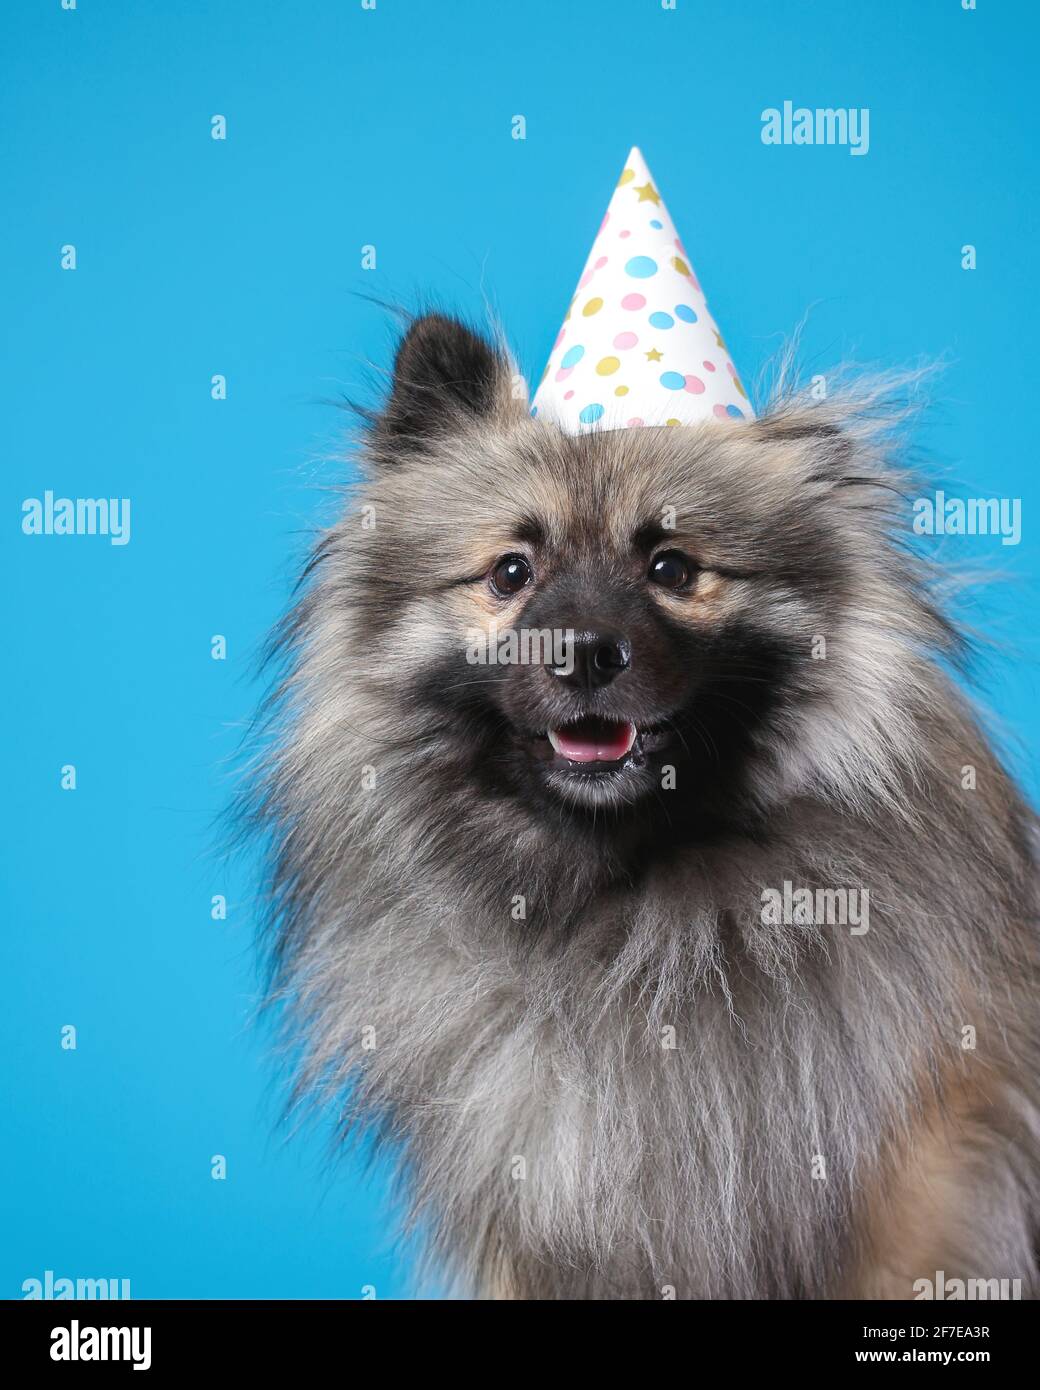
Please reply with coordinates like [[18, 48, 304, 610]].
[[373, 314, 516, 460]]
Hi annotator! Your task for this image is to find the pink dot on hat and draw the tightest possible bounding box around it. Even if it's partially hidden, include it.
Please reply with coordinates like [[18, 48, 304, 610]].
[[627, 417, 645, 427], [613, 331, 638, 349], [564, 390, 574, 400], [713, 404, 729, 419], [594, 256, 608, 269], [621, 293, 646, 310], [555, 366, 573, 382], [684, 375, 705, 394], [619, 229, 631, 239], [703, 360, 716, 371]]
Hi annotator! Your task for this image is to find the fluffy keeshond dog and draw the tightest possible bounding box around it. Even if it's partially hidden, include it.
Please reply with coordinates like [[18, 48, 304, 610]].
[[247, 311, 1039, 1300]]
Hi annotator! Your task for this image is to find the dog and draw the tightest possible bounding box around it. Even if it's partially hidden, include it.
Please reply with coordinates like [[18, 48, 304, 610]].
[[245, 311, 1040, 1299]]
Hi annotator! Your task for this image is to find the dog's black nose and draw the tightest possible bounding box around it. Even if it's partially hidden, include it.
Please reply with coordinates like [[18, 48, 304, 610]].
[[551, 631, 631, 691]]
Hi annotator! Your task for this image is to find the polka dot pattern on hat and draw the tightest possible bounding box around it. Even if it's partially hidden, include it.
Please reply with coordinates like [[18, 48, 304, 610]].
[[531, 146, 752, 433]]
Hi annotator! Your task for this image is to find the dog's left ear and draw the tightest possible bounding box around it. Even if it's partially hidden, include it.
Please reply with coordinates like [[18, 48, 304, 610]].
[[746, 407, 900, 505], [374, 314, 518, 459], [748, 411, 855, 479]]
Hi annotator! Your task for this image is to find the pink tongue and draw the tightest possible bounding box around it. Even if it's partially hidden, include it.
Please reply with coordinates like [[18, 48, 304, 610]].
[[552, 719, 636, 764]]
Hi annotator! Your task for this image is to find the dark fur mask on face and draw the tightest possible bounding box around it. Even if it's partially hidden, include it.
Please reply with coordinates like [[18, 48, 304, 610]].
[[245, 314, 1039, 1300], [319, 315, 959, 895]]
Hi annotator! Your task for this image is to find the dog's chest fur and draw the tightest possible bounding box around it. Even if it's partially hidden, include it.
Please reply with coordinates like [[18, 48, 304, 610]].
[[306, 820, 1003, 1300]]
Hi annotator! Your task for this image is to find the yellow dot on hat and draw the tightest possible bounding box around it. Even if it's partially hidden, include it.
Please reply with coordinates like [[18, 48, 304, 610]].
[[614, 385, 629, 396], [618, 167, 635, 186], [596, 356, 620, 375], [666, 418, 680, 426], [583, 297, 604, 316], [671, 256, 691, 276]]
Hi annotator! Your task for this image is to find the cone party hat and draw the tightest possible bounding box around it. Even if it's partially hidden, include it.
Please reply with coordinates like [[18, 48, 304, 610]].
[[531, 147, 752, 434]]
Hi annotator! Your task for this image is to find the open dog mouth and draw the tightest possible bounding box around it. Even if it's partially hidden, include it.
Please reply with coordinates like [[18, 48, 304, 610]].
[[533, 715, 670, 775], [548, 715, 637, 764]]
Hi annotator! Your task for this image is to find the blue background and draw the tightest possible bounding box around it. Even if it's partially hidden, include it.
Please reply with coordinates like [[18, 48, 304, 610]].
[[2, 0, 1036, 1299]]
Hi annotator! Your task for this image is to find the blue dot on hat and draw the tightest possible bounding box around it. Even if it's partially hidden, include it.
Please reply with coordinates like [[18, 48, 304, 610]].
[[649, 312, 674, 330], [625, 256, 658, 278], [649, 219, 663, 229], [579, 403, 605, 424], [560, 345, 585, 368], [674, 304, 698, 323], [726, 404, 745, 419], [660, 372, 685, 390]]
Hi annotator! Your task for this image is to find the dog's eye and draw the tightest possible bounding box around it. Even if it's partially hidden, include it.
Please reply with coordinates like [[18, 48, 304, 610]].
[[648, 550, 693, 590], [490, 554, 533, 596]]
